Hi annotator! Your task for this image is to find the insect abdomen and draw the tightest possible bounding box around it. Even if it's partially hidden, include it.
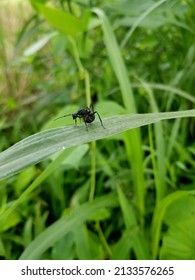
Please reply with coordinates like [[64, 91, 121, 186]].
[[85, 115, 95, 123]]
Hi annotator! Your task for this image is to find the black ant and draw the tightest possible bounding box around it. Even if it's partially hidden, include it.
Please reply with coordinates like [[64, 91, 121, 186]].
[[55, 103, 105, 130]]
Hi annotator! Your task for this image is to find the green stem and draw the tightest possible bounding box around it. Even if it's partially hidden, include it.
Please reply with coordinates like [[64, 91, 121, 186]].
[[89, 141, 96, 202], [96, 222, 112, 258]]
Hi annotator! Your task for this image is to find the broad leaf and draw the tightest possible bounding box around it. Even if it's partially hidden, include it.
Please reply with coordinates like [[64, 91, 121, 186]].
[[37, 4, 89, 36]]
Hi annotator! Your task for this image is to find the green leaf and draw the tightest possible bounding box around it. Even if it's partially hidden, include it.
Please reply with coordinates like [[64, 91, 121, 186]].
[[164, 195, 195, 225], [19, 193, 118, 259], [74, 225, 91, 260], [0, 210, 21, 232], [117, 186, 150, 259], [15, 166, 36, 195], [51, 233, 74, 260], [93, 8, 145, 215], [50, 144, 89, 170], [0, 110, 195, 180], [160, 219, 195, 259], [93, 8, 135, 112], [30, 0, 48, 10], [111, 230, 133, 260], [88, 208, 111, 221], [120, 0, 168, 48], [160, 195, 195, 259], [151, 190, 195, 259], [74, 227, 104, 260], [24, 32, 58, 56], [36, 4, 88, 36], [0, 238, 6, 257]]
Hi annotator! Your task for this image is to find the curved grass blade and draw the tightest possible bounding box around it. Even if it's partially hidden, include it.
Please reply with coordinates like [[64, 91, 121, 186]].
[[120, 0, 168, 48], [0, 110, 195, 180]]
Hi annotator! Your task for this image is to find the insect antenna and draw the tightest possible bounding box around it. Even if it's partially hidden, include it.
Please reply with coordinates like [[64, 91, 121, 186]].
[[54, 114, 72, 121]]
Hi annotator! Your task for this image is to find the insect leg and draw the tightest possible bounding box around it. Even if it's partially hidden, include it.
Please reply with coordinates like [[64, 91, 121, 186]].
[[94, 111, 105, 128], [83, 119, 88, 130]]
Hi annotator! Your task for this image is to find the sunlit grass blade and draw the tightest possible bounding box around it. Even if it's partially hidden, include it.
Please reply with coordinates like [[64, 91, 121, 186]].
[[0, 110, 195, 180]]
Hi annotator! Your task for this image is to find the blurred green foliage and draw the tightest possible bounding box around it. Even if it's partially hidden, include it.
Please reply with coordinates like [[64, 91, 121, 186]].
[[0, 0, 195, 260]]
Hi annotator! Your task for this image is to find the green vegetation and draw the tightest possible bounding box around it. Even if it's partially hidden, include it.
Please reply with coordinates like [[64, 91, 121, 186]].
[[0, 0, 195, 260]]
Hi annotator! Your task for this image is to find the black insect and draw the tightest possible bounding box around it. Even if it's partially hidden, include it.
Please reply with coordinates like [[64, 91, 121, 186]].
[[55, 103, 105, 130]]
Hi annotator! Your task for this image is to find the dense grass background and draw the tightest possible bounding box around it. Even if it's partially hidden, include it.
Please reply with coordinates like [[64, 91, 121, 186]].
[[0, 0, 195, 260]]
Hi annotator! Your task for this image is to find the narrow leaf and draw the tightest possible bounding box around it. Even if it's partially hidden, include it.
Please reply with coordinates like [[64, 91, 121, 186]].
[[0, 110, 195, 179], [24, 32, 58, 56]]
